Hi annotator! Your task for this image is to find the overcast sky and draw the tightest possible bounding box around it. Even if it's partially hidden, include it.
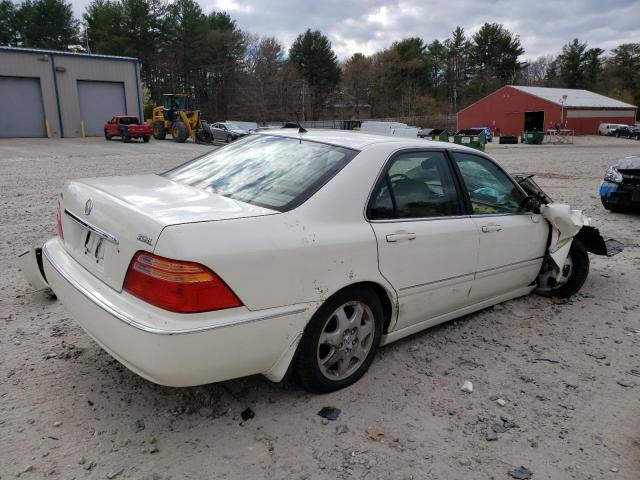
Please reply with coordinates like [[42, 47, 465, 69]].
[[69, 0, 640, 60]]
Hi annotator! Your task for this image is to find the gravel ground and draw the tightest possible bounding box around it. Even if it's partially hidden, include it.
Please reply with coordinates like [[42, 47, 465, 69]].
[[1, 135, 639, 480]]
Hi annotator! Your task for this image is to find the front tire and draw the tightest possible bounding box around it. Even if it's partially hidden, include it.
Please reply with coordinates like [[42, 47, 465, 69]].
[[226, 134, 232, 143], [172, 122, 188, 143], [296, 287, 383, 393], [104, 131, 112, 141], [535, 239, 589, 299]]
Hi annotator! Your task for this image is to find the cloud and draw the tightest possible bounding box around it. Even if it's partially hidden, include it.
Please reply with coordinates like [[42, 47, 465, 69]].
[[69, 0, 640, 60]]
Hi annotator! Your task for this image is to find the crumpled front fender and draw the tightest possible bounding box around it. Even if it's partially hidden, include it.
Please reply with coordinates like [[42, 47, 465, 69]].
[[540, 204, 590, 268]]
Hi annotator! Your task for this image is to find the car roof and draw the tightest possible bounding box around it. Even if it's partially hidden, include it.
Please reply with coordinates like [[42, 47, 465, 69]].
[[255, 128, 472, 152]]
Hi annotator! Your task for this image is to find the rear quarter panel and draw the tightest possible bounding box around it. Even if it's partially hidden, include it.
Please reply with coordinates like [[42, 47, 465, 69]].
[[153, 143, 399, 311]]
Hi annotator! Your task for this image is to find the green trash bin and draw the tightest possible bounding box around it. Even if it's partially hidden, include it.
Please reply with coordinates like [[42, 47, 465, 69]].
[[453, 129, 486, 151], [419, 128, 449, 142], [522, 130, 544, 144]]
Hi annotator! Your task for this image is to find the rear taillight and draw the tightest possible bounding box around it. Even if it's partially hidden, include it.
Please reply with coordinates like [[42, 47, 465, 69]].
[[56, 199, 64, 240], [123, 252, 242, 313]]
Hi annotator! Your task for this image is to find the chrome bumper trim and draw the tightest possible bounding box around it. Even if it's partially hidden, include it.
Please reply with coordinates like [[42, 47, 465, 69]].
[[42, 242, 307, 336]]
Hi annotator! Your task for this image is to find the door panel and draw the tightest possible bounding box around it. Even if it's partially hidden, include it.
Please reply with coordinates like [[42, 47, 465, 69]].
[[469, 214, 548, 301], [368, 150, 479, 331], [372, 218, 479, 329], [451, 151, 548, 301]]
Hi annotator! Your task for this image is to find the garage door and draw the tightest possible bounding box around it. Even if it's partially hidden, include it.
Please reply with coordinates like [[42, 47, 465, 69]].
[[0, 76, 46, 138], [77, 81, 126, 136]]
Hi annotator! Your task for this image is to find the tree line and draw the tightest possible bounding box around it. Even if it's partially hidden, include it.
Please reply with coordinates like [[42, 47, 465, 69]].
[[1, 0, 638, 122]]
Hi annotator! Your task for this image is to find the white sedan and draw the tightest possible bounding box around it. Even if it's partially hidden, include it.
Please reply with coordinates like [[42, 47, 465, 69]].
[[21, 129, 614, 392]]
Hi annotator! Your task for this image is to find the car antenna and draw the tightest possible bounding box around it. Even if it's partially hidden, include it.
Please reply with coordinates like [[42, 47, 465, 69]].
[[295, 111, 307, 134]]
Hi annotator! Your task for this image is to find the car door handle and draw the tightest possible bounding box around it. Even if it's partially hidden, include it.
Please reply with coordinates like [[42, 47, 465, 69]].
[[481, 224, 502, 233], [386, 232, 416, 242]]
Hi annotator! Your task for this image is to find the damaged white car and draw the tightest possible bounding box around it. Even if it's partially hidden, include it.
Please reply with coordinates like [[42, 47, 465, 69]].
[[21, 130, 621, 392]]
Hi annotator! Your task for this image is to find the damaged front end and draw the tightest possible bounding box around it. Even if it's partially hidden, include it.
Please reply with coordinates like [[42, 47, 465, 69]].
[[514, 174, 623, 296]]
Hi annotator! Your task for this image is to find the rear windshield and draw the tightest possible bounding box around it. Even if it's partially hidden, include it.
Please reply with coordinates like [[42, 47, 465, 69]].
[[163, 134, 358, 211], [119, 117, 139, 125]]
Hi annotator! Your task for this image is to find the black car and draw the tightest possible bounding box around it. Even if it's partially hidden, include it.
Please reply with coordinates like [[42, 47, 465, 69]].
[[600, 156, 640, 211], [612, 125, 638, 139]]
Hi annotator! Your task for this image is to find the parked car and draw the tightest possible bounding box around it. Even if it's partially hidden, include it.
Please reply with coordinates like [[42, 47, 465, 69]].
[[598, 123, 628, 136], [612, 125, 635, 138], [21, 131, 617, 392], [600, 155, 640, 211], [201, 122, 249, 143], [104, 116, 153, 143], [472, 126, 493, 142]]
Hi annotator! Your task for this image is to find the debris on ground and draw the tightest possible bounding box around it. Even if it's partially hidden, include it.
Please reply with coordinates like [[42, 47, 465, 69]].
[[461, 380, 473, 393], [335, 424, 349, 435], [616, 379, 637, 388], [241, 408, 255, 421], [317, 406, 341, 421], [106, 467, 124, 479], [135, 419, 145, 432], [585, 351, 607, 360], [496, 398, 506, 407], [550, 297, 567, 305], [508, 466, 533, 479], [485, 427, 498, 441], [365, 427, 385, 441]]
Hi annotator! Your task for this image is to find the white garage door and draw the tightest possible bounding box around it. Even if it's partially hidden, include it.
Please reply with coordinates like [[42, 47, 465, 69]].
[[77, 80, 126, 136], [0, 76, 46, 138]]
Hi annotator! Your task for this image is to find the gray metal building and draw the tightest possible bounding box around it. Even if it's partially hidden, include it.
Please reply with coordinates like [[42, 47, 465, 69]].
[[0, 47, 143, 138]]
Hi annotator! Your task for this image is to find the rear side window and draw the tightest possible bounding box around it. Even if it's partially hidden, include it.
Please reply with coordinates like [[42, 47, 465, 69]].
[[369, 151, 461, 219], [452, 152, 527, 214], [163, 135, 357, 211]]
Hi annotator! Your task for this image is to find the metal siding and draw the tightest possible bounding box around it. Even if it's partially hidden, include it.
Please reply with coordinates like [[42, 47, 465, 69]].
[[0, 76, 47, 137], [54, 56, 139, 137], [77, 80, 126, 136]]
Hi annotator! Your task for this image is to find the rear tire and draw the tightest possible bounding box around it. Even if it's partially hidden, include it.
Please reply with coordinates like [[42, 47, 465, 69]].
[[226, 134, 232, 143], [535, 239, 589, 299], [296, 287, 383, 393], [172, 122, 188, 143], [142, 135, 150, 143], [153, 121, 166, 140]]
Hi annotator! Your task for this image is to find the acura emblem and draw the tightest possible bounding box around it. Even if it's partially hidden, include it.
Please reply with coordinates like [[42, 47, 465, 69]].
[[84, 199, 93, 215]]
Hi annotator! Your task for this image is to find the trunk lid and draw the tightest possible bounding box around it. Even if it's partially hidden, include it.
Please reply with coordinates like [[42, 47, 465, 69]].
[[60, 174, 276, 291]]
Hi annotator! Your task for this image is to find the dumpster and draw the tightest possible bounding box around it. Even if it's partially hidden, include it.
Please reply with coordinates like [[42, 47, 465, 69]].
[[419, 128, 449, 142], [453, 129, 486, 151], [522, 130, 544, 144]]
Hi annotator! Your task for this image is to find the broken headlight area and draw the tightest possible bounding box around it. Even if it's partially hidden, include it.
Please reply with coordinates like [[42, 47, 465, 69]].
[[604, 166, 623, 184]]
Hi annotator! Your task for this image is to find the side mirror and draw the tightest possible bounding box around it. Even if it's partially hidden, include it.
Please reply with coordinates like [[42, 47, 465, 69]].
[[520, 195, 541, 214]]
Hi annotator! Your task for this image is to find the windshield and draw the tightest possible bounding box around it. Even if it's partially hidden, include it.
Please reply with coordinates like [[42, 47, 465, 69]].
[[164, 95, 189, 110], [163, 135, 358, 211]]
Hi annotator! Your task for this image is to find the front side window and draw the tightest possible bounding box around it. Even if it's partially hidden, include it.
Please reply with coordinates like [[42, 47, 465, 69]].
[[370, 151, 461, 219], [163, 135, 357, 211], [452, 152, 526, 214]]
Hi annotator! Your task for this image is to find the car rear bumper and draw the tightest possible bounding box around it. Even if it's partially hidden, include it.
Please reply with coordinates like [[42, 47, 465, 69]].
[[41, 237, 311, 386]]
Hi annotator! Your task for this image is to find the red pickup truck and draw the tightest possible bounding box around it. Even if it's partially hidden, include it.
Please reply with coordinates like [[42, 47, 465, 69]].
[[104, 116, 153, 143]]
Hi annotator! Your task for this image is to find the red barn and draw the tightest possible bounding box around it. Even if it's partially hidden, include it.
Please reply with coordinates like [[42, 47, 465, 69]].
[[457, 86, 637, 136]]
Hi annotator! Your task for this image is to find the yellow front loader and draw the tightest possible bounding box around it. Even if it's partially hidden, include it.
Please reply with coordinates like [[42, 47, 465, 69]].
[[148, 94, 202, 143]]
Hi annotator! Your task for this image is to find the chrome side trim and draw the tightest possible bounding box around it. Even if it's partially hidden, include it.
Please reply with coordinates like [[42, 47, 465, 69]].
[[42, 243, 307, 336], [64, 209, 120, 245]]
